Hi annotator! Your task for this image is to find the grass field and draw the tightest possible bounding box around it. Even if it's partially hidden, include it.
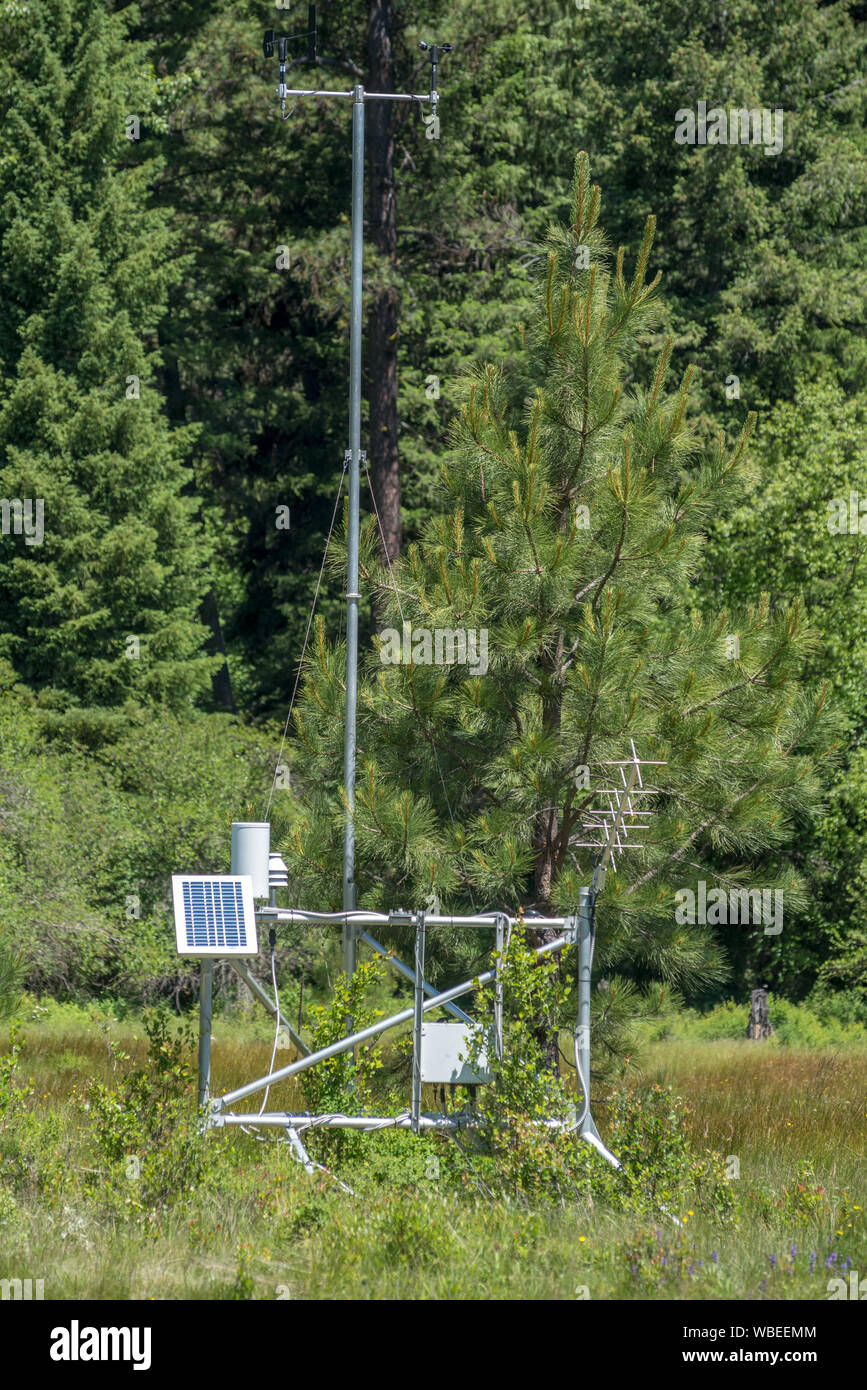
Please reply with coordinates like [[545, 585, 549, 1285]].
[[1, 996, 864, 1302]]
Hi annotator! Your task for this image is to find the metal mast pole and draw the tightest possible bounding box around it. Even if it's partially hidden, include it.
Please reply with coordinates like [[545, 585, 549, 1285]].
[[264, 28, 451, 981], [341, 84, 365, 977]]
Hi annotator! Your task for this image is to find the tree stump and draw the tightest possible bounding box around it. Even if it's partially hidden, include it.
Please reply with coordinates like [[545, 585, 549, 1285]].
[[746, 987, 773, 1039]]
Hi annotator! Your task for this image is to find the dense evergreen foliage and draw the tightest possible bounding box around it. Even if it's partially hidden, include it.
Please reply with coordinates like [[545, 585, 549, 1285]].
[[0, 0, 865, 1021], [0, 0, 217, 710]]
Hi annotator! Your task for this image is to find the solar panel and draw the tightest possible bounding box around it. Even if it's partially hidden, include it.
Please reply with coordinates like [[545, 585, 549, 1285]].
[[172, 875, 258, 957]]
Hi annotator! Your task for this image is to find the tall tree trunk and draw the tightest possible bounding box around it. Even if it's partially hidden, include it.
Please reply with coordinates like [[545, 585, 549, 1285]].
[[532, 629, 565, 907], [365, 0, 401, 567]]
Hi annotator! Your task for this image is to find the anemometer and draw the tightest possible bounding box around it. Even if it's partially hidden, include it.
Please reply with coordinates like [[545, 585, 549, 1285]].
[[263, 8, 451, 126]]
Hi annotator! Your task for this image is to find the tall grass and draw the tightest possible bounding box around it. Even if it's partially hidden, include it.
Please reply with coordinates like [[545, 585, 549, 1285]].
[[0, 1010, 864, 1300]]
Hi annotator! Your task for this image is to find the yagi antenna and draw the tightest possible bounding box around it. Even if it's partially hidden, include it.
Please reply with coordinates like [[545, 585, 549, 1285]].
[[572, 741, 666, 896]]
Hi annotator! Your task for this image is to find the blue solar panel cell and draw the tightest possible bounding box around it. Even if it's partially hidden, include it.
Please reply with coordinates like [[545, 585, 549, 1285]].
[[171, 875, 258, 957]]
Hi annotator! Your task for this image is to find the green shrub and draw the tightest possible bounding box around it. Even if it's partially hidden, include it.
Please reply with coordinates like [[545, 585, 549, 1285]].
[[605, 1084, 736, 1221], [0, 692, 281, 1005], [464, 933, 593, 1204], [84, 1011, 215, 1220], [301, 956, 393, 1163], [460, 937, 736, 1221], [0, 1023, 31, 1119], [671, 995, 867, 1048], [805, 983, 867, 1029]]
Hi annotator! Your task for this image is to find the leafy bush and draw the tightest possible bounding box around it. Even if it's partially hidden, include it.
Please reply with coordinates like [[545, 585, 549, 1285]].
[[0, 1023, 32, 1119], [465, 932, 592, 1204], [671, 995, 867, 1048], [605, 1085, 736, 1220], [84, 1011, 214, 1218], [0, 691, 283, 1004], [460, 936, 736, 1221], [804, 982, 867, 1027], [301, 956, 392, 1162]]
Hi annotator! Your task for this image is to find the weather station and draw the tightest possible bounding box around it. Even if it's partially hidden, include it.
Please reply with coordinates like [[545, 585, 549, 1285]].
[[171, 12, 663, 1186]]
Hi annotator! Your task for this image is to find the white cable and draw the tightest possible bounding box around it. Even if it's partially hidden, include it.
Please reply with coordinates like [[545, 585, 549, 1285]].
[[573, 1033, 590, 1130], [292, 1109, 411, 1133], [574, 891, 597, 1129]]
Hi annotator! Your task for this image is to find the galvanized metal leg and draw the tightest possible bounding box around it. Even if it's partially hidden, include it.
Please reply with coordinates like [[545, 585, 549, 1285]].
[[581, 1130, 622, 1170], [494, 915, 505, 1060], [285, 1125, 316, 1175], [573, 888, 622, 1168], [230, 960, 311, 1055], [284, 1125, 356, 1194], [576, 886, 592, 1133], [411, 912, 426, 1133], [198, 958, 213, 1109]]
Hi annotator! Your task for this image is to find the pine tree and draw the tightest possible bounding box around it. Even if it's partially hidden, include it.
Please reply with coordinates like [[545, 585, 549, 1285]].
[[284, 153, 834, 1053], [0, 0, 217, 711]]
